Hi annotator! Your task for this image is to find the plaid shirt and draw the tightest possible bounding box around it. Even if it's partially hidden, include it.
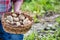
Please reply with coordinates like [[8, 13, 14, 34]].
[[0, 0, 12, 13]]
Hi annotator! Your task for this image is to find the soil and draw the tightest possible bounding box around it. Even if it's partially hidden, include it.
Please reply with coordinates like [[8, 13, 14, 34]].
[[24, 11, 60, 37]]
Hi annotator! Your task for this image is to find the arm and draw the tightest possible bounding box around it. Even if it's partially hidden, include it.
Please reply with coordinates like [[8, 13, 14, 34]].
[[13, 0, 23, 12]]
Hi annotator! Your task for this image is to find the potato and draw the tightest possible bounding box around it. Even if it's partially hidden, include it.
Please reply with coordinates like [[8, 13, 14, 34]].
[[10, 21, 14, 24], [6, 20, 10, 23], [7, 15, 13, 22], [13, 17, 19, 22], [20, 21, 23, 23], [4, 18, 7, 20], [27, 20, 31, 24], [12, 13, 17, 17], [5, 13, 32, 27], [23, 18, 29, 25], [16, 22, 21, 26], [19, 15, 25, 20]]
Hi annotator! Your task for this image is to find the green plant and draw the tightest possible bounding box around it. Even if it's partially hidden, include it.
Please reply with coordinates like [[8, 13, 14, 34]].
[[55, 16, 60, 25], [24, 26, 60, 40], [21, 0, 60, 23], [24, 32, 35, 40]]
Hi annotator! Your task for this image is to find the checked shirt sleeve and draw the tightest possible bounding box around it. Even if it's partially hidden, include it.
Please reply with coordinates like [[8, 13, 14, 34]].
[[0, 0, 12, 12]]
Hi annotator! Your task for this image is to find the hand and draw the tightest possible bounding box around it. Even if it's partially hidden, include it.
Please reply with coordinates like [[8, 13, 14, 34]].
[[15, 10, 22, 14], [14, 0, 23, 14]]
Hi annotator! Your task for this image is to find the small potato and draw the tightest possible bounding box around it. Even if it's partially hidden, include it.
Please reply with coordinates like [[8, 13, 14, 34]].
[[12, 13, 17, 17], [23, 18, 29, 25], [19, 15, 25, 20], [7, 15, 13, 22], [13, 17, 19, 22], [25, 18, 29, 20], [4, 18, 7, 20], [20, 21, 23, 23], [6, 20, 10, 23], [16, 22, 21, 26], [20, 21, 23, 25], [27, 20, 31, 24], [10, 21, 14, 24]]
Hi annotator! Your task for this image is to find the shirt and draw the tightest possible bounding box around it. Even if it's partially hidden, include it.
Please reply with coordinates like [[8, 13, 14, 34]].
[[0, 0, 21, 15], [0, 0, 22, 19], [0, 0, 12, 13]]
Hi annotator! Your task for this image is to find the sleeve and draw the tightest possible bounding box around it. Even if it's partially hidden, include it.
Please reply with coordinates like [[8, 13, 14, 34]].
[[12, 0, 23, 3], [13, 0, 23, 12]]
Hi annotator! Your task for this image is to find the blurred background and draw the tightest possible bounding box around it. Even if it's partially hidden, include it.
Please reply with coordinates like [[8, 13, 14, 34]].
[[20, 0, 60, 40]]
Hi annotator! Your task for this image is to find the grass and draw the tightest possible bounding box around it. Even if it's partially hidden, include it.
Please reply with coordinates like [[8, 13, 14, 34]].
[[21, 0, 60, 23], [21, 0, 60, 40], [24, 26, 60, 40]]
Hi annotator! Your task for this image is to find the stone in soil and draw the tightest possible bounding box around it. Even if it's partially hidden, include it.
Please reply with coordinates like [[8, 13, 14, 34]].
[[24, 22, 59, 37]]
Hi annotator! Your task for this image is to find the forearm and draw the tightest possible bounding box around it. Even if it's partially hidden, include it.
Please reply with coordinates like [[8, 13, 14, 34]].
[[14, 0, 23, 12]]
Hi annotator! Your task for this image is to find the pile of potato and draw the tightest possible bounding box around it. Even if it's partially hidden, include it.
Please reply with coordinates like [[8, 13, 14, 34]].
[[4, 13, 31, 27]]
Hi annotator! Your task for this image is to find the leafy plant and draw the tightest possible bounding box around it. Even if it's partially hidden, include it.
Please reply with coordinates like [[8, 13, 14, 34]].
[[24, 32, 35, 40], [21, 0, 60, 22], [55, 16, 60, 25], [24, 26, 60, 40]]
